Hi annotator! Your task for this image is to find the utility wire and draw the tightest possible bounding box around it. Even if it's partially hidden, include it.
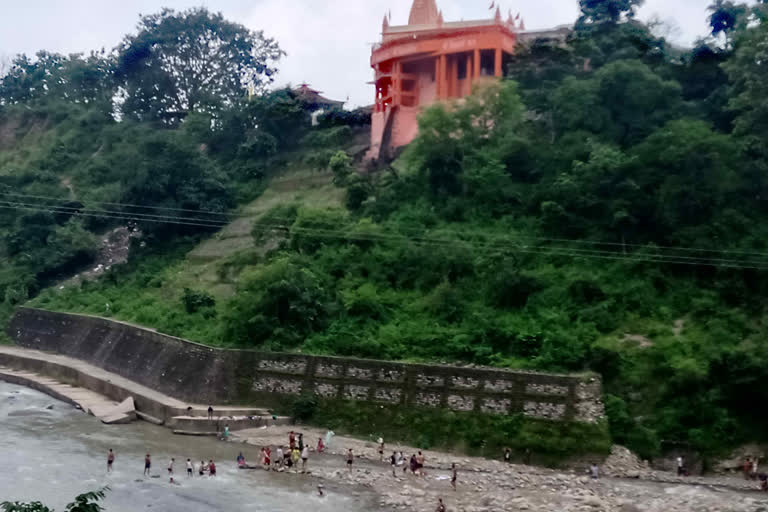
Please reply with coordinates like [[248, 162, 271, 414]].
[[2, 199, 768, 270], [4, 190, 768, 259]]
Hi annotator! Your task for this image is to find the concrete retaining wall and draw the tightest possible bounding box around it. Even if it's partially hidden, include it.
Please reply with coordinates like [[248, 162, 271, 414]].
[[9, 308, 605, 423]]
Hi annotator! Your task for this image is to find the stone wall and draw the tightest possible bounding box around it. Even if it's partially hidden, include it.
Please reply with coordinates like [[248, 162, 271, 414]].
[[9, 308, 605, 423]]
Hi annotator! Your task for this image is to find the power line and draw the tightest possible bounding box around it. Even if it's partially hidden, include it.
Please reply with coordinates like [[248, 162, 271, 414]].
[[0, 191, 235, 218], [2, 198, 768, 270], [5, 189, 768, 259]]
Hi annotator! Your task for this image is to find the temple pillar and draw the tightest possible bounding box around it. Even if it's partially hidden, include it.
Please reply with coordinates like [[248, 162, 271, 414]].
[[473, 48, 481, 79], [465, 54, 472, 95], [439, 54, 447, 99], [494, 48, 502, 78], [393, 61, 401, 106], [434, 57, 439, 99]]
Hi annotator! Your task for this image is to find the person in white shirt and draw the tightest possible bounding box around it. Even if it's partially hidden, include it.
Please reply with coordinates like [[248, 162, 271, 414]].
[[301, 445, 310, 471], [168, 458, 174, 475], [186, 458, 193, 477], [276, 447, 284, 470]]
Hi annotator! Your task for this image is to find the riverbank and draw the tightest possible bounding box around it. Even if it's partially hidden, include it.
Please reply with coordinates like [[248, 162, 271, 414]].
[[0, 381, 374, 512], [233, 425, 768, 512], [5, 376, 768, 512]]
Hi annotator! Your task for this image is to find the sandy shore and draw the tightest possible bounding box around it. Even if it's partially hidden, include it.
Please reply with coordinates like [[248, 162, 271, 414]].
[[232, 425, 768, 512]]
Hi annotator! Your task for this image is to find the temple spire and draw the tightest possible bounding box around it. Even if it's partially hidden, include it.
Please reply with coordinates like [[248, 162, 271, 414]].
[[437, 10, 444, 26], [408, 0, 440, 25], [382, 14, 389, 33], [494, 5, 502, 23]]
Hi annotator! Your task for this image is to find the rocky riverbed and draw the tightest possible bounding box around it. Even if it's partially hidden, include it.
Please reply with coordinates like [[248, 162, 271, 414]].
[[234, 426, 768, 512]]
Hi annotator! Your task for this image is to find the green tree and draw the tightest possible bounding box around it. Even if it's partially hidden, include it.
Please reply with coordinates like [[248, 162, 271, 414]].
[[222, 258, 331, 349], [552, 60, 682, 146], [0, 51, 113, 107], [724, 18, 768, 142], [707, 0, 749, 45], [577, 0, 645, 26], [117, 7, 283, 121], [1, 487, 108, 512], [406, 81, 524, 196]]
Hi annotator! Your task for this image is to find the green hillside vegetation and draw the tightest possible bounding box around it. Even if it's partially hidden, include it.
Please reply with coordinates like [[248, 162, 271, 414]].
[[7, 0, 768, 461]]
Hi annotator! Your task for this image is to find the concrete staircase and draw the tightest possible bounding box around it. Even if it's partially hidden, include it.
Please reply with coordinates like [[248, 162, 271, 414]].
[[0, 366, 135, 424], [0, 346, 292, 433]]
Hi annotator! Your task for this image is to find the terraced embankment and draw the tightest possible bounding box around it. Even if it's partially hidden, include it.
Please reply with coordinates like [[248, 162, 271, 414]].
[[0, 345, 289, 434]]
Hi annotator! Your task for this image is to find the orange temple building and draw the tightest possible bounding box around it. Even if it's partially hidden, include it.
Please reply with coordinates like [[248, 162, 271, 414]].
[[367, 0, 529, 161]]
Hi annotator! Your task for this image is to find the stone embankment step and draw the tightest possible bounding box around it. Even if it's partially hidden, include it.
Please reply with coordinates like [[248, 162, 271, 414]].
[[0, 345, 291, 432], [168, 414, 291, 436], [0, 366, 135, 424]]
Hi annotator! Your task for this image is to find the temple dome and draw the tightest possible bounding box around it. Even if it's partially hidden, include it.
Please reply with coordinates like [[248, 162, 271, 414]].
[[408, 0, 440, 25]]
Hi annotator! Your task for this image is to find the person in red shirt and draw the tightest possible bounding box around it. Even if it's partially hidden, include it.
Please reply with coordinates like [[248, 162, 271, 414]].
[[208, 460, 216, 476], [317, 437, 325, 453], [289, 431, 296, 450]]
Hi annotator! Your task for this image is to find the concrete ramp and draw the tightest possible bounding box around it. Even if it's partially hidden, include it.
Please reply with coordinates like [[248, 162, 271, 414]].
[[101, 397, 137, 425]]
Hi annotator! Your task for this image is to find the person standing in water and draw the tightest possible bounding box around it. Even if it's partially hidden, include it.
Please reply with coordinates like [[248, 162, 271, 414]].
[[436, 498, 447, 512], [346, 449, 354, 472], [390, 451, 398, 477], [208, 460, 217, 476], [107, 449, 115, 473], [144, 453, 151, 476], [451, 463, 457, 490], [186, 458, 193, 477], [167, 458, 175, 476], [301, 445, 309, 472], [378, 437, 385, 461], [207, 405, 214, 420], [198, 460, 206, 476]]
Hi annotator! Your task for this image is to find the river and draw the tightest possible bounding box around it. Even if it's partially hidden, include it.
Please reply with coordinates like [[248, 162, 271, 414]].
[[0, 381, 376, 511]]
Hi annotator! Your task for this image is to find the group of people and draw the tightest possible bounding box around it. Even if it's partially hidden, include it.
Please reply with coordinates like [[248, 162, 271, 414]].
[[105, 450, 219, 484], [386, 450, 428, 477], [743, 457, 768, 491], [236, 431, 315, 473], [150, 453, 218, 483]]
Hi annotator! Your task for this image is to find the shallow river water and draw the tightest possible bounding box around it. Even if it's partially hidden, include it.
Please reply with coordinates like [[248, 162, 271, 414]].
[[0, 382, 375, 511]]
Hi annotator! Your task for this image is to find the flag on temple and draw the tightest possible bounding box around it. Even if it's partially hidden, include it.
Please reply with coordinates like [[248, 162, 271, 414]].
[[489, 1, 495, 10]]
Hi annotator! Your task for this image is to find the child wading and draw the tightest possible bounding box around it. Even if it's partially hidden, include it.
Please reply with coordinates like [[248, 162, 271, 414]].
[[346, 449, 354, 472], [107, 449, 115, 473], [144, 453, 151, 476]]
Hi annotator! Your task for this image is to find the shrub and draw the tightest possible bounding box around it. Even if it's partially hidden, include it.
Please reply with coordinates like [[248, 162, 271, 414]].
[[181, 288, 216, 314]]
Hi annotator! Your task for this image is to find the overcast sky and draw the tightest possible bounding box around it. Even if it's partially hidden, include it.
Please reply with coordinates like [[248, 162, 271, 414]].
[[0, 0, 713, 107]]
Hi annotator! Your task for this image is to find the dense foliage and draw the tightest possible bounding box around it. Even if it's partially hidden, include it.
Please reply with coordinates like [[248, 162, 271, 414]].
[[12, 0, 768, 462], [1, 487, 108, 512]]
